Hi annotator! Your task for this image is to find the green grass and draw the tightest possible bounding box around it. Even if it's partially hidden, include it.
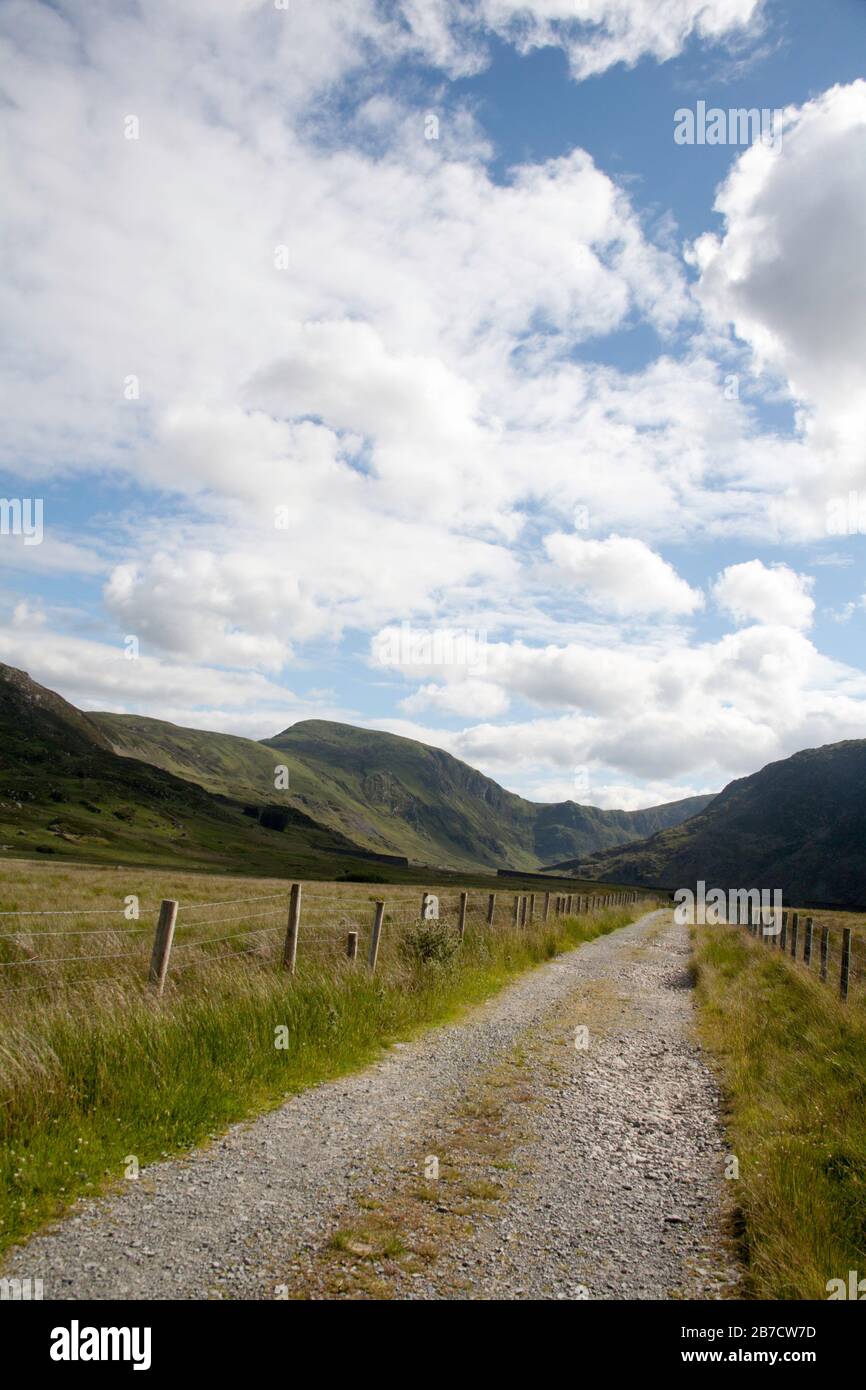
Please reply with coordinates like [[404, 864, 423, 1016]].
[[0, 881, 646, 1257], [692, 923, 866, 1299]]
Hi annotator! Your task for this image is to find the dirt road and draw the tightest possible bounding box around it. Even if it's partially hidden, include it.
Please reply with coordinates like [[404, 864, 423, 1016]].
[[3, 910, 737, 1300]]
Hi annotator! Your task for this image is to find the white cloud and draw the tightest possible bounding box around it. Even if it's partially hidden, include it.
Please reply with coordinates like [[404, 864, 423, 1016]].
[[692, 81, 866, 535], [0, 625, 353, 739], [712, 560, 814, 629], [1, 1, 864, 815], [373, 619, 866, 796], [544, 533, 704, 617], [400, 679, 510, 718], [415, 1, 765, 80], [0, 535, 106, 577]]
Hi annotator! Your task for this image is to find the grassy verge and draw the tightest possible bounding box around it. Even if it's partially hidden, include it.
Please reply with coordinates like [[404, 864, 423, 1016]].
[[692, 923, 866, 1299], [0, 899, 645, 1257]]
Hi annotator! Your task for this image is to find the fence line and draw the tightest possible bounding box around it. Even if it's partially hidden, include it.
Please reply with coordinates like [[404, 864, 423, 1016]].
[[0, 882, 645, 999], [732, 902, 863, 1003]]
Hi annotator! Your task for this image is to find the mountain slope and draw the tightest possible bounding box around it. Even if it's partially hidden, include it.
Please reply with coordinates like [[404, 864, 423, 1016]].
[[533, 793, 714, 864], [94, 710, 714, 871], [93, 713, 287, 803], [558, 741, 866, 906], [0, 665, 381, 876]]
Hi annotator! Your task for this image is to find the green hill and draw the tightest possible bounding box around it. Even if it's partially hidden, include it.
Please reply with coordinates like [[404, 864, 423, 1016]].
[[0, 665, 385, 878], [557, 741, 866, 907], [92, 710, 714, 871]]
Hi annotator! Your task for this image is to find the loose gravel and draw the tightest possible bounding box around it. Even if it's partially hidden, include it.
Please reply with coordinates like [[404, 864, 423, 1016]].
[[2, 910, 737, 1300]]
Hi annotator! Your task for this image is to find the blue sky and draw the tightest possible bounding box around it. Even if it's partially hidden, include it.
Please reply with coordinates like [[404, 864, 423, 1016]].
[[1, 0, 865, 808]]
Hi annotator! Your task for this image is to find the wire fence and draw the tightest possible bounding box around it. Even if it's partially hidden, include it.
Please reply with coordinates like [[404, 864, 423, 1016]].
[[733, 903, 866, 1002], [0, 883, 644, 1003]]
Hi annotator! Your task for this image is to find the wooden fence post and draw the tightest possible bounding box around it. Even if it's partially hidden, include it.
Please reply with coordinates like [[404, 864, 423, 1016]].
[[487, 892, 496, 926], [282, 882, 302, 974], [840, 927, 852, 1002], [519, 895, 528, 928], [820, 925, 830, 982], [790, 912, 799, 959], [779, 910, 788, 953], [803, 917, 813, 968], [369, 901, 385, 972], [346, 930, 358, 962], [458, 891, 468, 941], [512, 896, 520, 926], [529, 893, 536, 923], [543, 891, 550, 921], [149, 898, 178, 995]]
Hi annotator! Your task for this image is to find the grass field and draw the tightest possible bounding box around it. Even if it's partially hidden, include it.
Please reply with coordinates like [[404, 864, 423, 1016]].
[[693, 919, 866, 1299], [0, 858, 650, 1258]]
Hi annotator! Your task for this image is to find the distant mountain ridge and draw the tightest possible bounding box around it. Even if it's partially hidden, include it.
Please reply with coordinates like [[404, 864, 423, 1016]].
[[94, 711, 714, 870], [556, 741, 866, 907], [0, 665, 385, 876], [0, 662, 715, 874], [9, 657, 858, 900]]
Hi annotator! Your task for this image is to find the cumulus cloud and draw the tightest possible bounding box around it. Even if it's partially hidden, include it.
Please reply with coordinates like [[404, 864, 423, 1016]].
[[400, 679, 510, 719], [383, 621, 866, 797], [544, 533, 704, 617], [712, 560, 815, 629], [1, 1, 863, 812], [692, 81, 866, 534], [0, 626, 309, 736]]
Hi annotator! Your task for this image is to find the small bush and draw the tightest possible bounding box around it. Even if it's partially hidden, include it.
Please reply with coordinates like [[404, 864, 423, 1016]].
[[401, 920, 460, 966]]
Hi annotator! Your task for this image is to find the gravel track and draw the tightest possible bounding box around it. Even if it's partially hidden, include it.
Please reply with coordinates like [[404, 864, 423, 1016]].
[[3, 909, 737, 1300]]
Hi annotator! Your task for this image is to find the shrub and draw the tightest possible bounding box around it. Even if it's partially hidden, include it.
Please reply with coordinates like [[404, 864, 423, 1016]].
[[401, 920, 460, 966]]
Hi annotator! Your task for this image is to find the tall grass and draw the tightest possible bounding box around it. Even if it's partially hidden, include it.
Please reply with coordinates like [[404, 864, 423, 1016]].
[[693, 923, 866, 1299], [0, 864, 648, 1256]]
